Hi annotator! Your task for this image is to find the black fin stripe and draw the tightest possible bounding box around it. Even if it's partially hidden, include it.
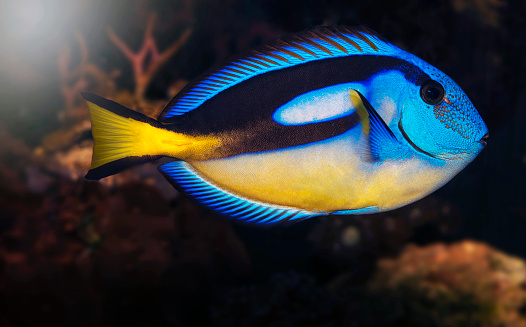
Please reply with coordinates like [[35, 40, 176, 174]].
[[303, 34, 333, 55], [273, 45, 304, 60], [238, 60, 262, 70], [354, 31, 378, 50], [207, 78, 229, 84], [337, 34, 362, 52], [194, 86, 215, 91], [260, 51, 289, 63], [225, 67, 249, 75], [188, 90, 212, 95], [252, 53, 280, 66], [212, 74, 234, 81], [316, 33, 348, 53], [290, 42, 318, 57], [81, 92, 161, 127], [199, 82, 223, 88], [245, 58, 271, 67], [219, 70, 244, 78], [230, 62, 256, 73], [85, 156, 162, 180]]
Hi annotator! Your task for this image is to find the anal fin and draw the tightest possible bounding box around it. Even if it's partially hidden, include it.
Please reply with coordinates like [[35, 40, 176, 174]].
[[159, 161, 320, 225], [332, 206, 379, 215]]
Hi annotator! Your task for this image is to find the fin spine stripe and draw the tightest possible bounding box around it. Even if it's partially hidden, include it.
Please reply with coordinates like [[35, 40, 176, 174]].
[[290, 42, 318, 57], [338, 34, 362, 51], [246, 58, 271, 67], [252, 54, 280, 66], [239, 60, 262, 70], [317, 34, 348, 53], [262, 51, 289, 63], [230, 63, 255, 73], [354, 31, 378, 50], [225, 67, 248, 75], [303, 37, 332, 55], [275, 46, 304, 60], [207, 78, 229, 84], [212, 74, 234, 82], [219, 71, 242, 78]]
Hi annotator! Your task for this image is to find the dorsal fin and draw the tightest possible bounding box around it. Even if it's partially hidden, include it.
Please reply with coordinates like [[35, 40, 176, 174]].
[[158, 26, 400, 122]]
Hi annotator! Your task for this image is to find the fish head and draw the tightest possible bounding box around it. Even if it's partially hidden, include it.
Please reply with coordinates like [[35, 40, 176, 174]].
[[398, 67, 488, 162]]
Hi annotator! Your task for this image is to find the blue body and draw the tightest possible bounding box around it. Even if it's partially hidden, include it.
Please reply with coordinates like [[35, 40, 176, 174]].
[[86, 26, 488, 225]]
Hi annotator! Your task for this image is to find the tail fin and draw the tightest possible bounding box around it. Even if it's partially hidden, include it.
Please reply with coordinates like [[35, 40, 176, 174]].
[[82, 92, 166, 180], [82, 93, 222, 180]]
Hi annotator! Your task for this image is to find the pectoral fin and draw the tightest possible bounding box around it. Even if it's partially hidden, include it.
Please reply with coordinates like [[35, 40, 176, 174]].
[[349, 90, 407, 161]]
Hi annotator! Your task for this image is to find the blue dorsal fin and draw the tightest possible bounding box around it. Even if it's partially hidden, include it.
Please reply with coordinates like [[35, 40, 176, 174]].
[[350, 90, 408, 161], [158, 26, 401, 122], [158, 161, 321, 225]]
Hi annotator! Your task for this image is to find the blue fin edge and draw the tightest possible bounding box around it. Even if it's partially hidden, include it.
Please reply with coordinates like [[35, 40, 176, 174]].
[[159, 161, 322, 225], [159, 26, 401, 122], [332, 206, 379, 215]]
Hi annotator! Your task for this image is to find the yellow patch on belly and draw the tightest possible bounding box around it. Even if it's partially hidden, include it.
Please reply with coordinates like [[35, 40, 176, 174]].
[[191, 137, 356, 211], [189, 132, 455, 213], [188, 129, 443, 212]]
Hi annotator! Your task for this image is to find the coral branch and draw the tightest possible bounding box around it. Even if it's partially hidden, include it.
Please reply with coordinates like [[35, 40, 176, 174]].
[[106, 28, 136, 62], [57, 33, 119, 122], [107, 12, 193, 102], [140, 28, 193, 99]]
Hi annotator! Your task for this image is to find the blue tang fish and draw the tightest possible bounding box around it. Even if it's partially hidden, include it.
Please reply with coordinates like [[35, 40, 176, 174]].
[[82, 26, 488, 225]]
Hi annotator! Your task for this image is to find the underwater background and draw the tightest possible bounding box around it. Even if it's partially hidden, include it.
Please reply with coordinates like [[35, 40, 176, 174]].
[[0, 0, 525, 326]]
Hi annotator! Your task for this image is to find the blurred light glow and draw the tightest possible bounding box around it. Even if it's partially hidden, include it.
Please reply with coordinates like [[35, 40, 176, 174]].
[[341, 226, 360, 247], [10, 0, 46, 34]]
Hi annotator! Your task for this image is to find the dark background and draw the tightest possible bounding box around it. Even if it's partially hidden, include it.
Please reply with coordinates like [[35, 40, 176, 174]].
[[0, 0, 524, 326]]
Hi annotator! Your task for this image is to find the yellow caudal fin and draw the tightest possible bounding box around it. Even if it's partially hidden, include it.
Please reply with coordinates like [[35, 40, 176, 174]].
[[81, 92, 221, 180]]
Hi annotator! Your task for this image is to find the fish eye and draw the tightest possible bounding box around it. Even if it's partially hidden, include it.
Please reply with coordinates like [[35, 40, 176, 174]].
[[420, 80, 445, 105]]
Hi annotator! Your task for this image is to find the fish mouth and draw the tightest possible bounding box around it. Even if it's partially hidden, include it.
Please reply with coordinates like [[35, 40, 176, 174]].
[[398, 118, 438, 159], [478, 133, 489, 147]]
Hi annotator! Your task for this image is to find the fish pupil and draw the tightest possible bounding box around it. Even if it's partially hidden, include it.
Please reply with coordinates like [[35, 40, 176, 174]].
[[426, 87, 439, 100], [420, 80, 445, 105]]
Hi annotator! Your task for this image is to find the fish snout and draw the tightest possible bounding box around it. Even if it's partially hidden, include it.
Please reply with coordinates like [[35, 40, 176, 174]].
[[478, 133, 489, 147]]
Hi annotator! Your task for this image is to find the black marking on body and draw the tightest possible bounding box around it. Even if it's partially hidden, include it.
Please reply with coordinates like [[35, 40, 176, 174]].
[[164, 55, 429, 158], [159, 26, 387, 121], [85, 155, 162, 180]]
